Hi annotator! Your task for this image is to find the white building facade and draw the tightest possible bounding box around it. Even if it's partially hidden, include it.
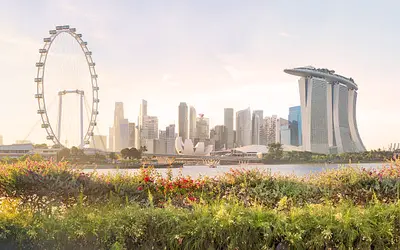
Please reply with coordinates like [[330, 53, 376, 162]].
[[284, 66, 366, 154]]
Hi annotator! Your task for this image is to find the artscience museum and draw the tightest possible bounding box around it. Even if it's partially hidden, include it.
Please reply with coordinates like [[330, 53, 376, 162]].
[[175, 137, 213, 156]]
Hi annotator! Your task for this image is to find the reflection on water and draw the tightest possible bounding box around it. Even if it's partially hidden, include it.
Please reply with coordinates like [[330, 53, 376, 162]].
[[83, 162, 386, 178]]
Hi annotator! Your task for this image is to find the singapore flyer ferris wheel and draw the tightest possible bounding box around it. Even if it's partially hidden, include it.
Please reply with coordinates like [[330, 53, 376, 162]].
[[34, 25, 99, 148]]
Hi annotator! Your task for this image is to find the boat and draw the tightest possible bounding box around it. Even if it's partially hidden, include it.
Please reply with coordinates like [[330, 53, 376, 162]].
[[203, 159, 220, 168]]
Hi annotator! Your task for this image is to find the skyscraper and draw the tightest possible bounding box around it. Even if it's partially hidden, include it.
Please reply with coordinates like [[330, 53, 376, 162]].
[[276, 118, 289, 144], [119, 119, 129, 150], [113, 102, 125, 152], [139, 99, 147, 129], [224, 108, 234, 148], [128, 122, 136, 148], [196, 114, 209, 142], [138, 100, 147, 147], [90, 135, 107, 151], [213, 125, 226, 150], [252, 110, 263, 145], [264, 115, 278, 145], [236, 108, 252, 147], [142, 116, 159, 141], [289, 106, 302, 146], [156, 130, 167, 154], [284, 66, 366, 153], [189, 106, 197, 140], [178, 102, 188, 141], [166, 124, 176, 154], [108, 127, 114, 151]]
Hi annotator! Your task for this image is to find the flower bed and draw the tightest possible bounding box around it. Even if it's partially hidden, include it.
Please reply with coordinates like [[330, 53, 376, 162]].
[[0, 160, 400, 248]]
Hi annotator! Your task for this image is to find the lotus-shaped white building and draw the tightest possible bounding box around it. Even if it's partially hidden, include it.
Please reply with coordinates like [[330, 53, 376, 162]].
[[175, 137, 213, 156]]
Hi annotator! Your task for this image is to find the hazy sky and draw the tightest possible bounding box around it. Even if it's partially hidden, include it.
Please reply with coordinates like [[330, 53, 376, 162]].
[[0, 0, 399, 149]]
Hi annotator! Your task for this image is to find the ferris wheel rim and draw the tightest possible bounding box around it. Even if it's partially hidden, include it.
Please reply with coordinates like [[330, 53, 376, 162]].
[[35, 25, 99, 148]]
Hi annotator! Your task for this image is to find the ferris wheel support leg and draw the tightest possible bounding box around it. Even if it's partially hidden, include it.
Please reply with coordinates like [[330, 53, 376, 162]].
[[80, 94, 84, 148], [57, 94, 63, 142]]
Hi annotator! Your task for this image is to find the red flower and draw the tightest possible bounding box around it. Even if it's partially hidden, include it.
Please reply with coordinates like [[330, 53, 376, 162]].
[[143, 176, 152, 182], [137, 186, 143, 191], [188, 196, 196, 202]]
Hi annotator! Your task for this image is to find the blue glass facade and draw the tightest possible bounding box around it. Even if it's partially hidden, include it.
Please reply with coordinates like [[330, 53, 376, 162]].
[[289, 106, 302, 146]]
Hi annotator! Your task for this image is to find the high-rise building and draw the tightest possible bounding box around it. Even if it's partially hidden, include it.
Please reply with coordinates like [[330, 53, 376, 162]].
[[289, 106, 302, 146], [284, 66, 366, 153], [196, 114, 209, 142], [236, 108, 252, 147], [138, 99, 148, 147], [178, 102, 188, 141], [155, 130, 167, 154], [90, 135, 107, 151], [252, 110, 263, 145], [280, 123, 291, 146], [276, 118, 289, 144], [166, 124, 176, 154], [139, 99, 147, 129], [189, 106, 197, 140], [108, 127, 114, 151], [119, 119, 129, 150], [224, 108, 234, 148], [264, 115, 278, 145], [142, 116, 158, 142], [212, 125, 226, 151], [128, 123, 136, 148], [112, 102, 125, 152], [0, 135, 3, 145]]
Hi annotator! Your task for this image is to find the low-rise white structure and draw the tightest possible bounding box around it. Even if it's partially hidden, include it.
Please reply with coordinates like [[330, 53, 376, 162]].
[[175, 137, 213, 156]]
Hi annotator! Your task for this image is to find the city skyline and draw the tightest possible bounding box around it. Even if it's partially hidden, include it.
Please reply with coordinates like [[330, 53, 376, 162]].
[[1, 1, 400, 149]]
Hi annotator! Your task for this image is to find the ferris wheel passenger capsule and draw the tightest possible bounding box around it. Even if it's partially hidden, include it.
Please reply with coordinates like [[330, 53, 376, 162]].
[[46, 136, 54, 140], [76, 34, 82, 38], [36, 62, 44, 67], [41, 124, 49, 128], [34, 78, 42, 82], [34, 94, 43, 98], [85, 51, 92, 56], [89, 62, 95, 67], [81, 41, 87, 46], [39, 49, 47, 53], [43, 38, 51, 43], [49, 30, 57, 35], [93, 86, 99, 90], [62, 25, 70, 29], [69, 28, 76, 32], [56, 26, 63, 30]]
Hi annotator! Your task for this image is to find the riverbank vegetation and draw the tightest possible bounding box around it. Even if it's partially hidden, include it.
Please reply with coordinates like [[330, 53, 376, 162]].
[[1, 160, 400, 248], [263, 143, 393, 164]]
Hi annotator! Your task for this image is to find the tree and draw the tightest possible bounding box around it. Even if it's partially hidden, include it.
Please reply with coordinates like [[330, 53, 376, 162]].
[[267, 143, 283, 160], [139, 146, 147, 154], [57, 148, 71, 161], [121, 148, 130, 159], [70, 146, 79, 156], [129, 148, 141, 159], [109, 152, 117, 162]]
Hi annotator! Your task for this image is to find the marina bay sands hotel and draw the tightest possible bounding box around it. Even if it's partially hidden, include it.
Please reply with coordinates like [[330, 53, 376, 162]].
[[284, 66, 366, 154]]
